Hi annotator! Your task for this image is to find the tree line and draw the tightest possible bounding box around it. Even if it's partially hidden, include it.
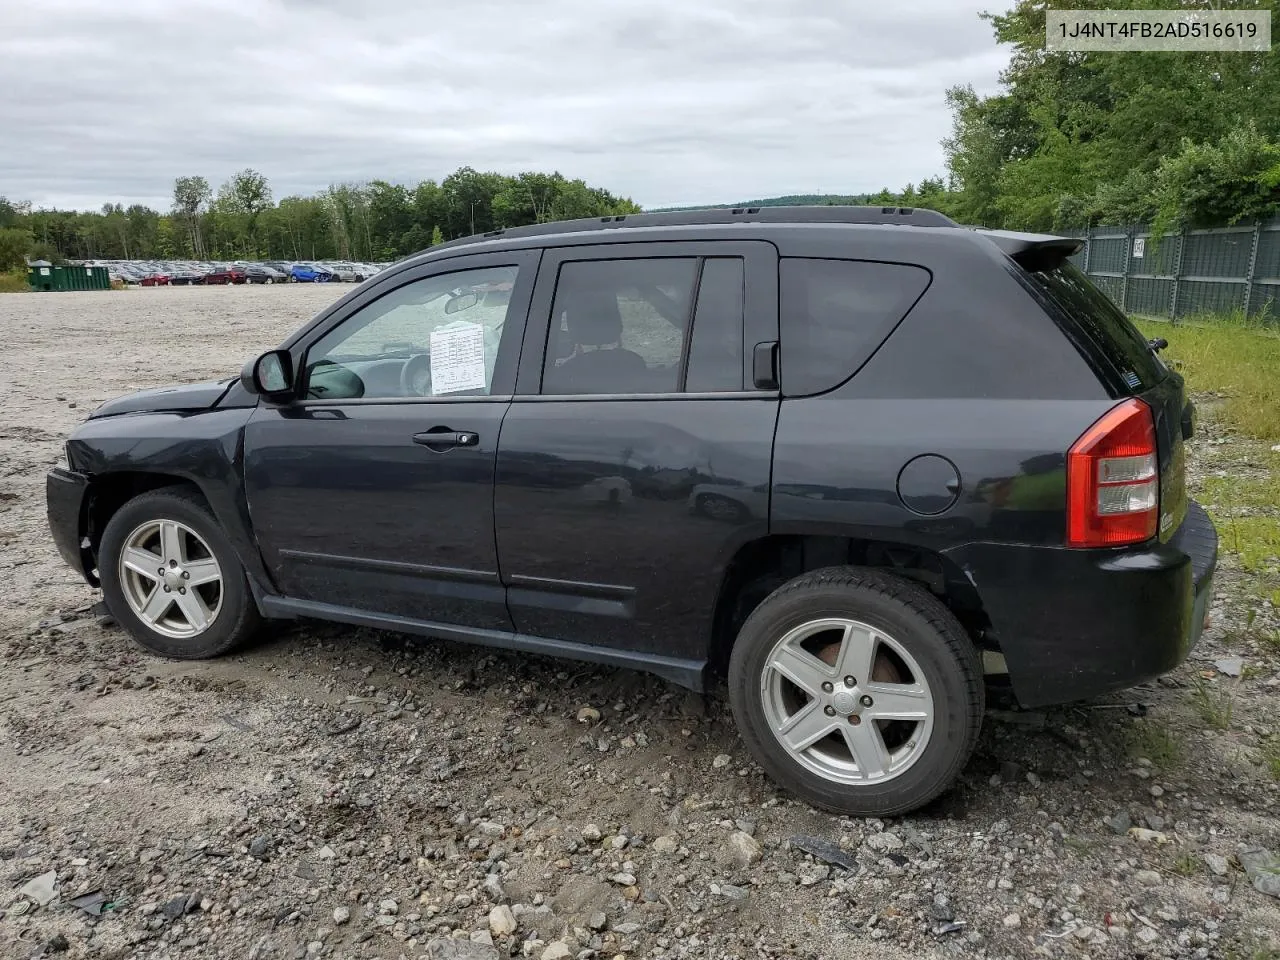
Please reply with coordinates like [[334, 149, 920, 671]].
[[0, 167, 640, 268], [879, 0, 1280, 234]]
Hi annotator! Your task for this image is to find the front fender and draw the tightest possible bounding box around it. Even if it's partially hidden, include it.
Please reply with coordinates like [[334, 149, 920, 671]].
[[66, 407, 275, 595]]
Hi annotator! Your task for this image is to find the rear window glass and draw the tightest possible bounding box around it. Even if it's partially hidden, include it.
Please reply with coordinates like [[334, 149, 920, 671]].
[[1023, 263, 1166, 393], [780, 258, 931, 396]]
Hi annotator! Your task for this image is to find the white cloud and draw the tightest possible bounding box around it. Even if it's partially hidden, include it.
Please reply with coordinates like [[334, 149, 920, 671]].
[[0, 0, 1010, 211]]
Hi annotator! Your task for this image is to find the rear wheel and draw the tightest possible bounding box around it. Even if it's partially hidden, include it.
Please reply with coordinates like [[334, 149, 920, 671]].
[[728, 567, 983, 816], [99, 488, 260, 659]]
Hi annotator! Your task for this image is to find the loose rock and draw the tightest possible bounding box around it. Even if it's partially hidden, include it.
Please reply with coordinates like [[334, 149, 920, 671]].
[[725, 830, 762, 868], [489, 904, 517, 937], [1238, 846, 1280, 898]]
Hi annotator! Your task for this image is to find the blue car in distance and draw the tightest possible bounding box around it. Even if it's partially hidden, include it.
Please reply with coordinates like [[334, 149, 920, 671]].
[[290, 263, 334, 283]]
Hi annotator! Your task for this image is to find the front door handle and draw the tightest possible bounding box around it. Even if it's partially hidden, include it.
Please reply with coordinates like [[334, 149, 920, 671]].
[[412, 430, 479, 450]]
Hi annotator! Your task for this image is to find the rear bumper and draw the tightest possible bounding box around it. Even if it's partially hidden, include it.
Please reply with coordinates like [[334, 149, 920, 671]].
[[946, 500, 1217, 708], [47, 466, 96, 585]]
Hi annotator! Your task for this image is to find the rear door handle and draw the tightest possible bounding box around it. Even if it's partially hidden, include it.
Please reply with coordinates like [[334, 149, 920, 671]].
[[412, 430, 479, 450]]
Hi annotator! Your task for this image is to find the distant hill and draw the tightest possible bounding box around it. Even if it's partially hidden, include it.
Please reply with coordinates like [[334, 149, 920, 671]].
[[650, 194, 875, 212]]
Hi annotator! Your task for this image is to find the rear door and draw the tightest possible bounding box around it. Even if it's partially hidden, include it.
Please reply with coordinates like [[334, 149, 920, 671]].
[[493, 240, 779, 665]]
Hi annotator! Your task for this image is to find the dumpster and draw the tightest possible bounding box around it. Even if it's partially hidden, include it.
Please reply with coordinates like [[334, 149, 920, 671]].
[[26, 261, 111, 291]]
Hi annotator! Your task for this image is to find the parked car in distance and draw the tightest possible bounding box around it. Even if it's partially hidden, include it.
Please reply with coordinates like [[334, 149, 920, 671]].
[[139, 270, 170, 286], [45, 206, 1216, 817], [109, 264, 144, 284], [290, 263, 333, 283], [244, 264, 288, 284], [320, 262, 361, 282], [167, 268, 204, 285], [203, 265, 248, 285]]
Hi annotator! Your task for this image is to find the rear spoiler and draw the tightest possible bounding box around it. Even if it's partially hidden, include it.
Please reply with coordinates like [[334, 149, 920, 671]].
[[973, 229, 1084, 272]]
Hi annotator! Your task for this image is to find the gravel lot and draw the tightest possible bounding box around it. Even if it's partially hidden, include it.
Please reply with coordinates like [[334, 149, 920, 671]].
[[1, 285, 1278, 960]]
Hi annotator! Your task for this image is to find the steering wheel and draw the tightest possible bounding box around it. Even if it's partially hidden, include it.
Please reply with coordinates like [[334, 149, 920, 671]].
[[400, 353, 433, 397]]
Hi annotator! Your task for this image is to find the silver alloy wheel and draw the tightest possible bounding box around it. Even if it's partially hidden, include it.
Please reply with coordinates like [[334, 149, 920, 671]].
[[760, 618, 934, 784], [117, 519, 223, 639]]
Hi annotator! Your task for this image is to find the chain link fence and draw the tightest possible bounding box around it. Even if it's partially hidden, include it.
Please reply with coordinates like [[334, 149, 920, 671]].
[[1064, 217, 1280, 323]]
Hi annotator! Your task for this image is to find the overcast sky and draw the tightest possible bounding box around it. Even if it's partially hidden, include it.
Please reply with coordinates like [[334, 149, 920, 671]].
[[2, 0, 1010, 212]]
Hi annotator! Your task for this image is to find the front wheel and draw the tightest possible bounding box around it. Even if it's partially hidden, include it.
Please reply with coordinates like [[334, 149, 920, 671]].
[[728, 567, 983, 817], [99, 487, 260, 659]]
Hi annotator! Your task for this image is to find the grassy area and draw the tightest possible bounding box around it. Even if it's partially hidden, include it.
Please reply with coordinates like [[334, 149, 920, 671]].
[[1135, 317, 1280, 443], [1134, 316, 1280, 602], [0, 269, 29, 293]]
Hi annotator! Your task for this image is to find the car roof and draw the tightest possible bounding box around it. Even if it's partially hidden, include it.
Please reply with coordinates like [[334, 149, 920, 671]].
[[430, 204, 955, 254], [386, 205, 1081, 276]]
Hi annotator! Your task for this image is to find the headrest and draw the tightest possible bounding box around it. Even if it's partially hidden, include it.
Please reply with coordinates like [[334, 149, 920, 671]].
[[565, 289, 623, 346]]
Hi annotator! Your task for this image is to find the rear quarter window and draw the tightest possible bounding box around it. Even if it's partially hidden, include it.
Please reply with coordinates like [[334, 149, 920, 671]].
[[780, 258, 931, 396]]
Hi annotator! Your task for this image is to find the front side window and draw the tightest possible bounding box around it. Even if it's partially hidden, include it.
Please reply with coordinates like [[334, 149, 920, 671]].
[[304, 265, 518, 400]]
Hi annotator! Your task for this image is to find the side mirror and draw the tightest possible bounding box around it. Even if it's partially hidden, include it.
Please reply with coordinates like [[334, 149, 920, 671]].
[[445, 291, 480, 315], [240, 349, 295, 400]]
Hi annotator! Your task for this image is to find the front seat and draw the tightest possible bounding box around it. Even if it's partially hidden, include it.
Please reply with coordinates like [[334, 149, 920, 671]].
[[546, 289, 648, 394]]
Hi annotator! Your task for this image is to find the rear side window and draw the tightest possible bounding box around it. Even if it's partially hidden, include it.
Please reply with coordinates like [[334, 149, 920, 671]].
[[1023, 263, 1167, 393], [543, 258, 697, 395], [541, 256, 747, 396], [780, 258, 931, 396]]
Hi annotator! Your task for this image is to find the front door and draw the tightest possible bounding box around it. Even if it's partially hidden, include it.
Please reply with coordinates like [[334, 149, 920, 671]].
[[494, 241, 779, 665], [244, 251, 537, 630]]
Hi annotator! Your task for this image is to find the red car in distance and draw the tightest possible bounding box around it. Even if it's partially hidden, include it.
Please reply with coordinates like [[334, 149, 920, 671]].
[[203, 265, 247, 285]]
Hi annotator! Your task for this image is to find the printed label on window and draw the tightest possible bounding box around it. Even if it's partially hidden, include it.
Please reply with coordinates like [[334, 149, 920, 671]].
[[430, 321, 487, 395]]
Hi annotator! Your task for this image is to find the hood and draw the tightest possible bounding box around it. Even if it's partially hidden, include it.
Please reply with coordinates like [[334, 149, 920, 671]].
[[89, 380, 234, 419]]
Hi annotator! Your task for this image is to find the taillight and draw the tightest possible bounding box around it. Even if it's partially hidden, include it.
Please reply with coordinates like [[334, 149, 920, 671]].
[[1066, 398, 1158, 548]]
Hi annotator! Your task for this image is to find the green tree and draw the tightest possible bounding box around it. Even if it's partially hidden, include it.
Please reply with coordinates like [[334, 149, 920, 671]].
[[1151, 125, 1280, 236], [0, 226, 33, 270], [220, 169, 272, 256], [429, 225, 444, 246], [943, 0, 1280, 229], [172, 176, 211, 256]]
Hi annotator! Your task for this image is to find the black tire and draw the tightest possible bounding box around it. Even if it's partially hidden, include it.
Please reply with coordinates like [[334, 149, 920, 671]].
[[728, 566, 983, 817], [99, 487, 260, 659]]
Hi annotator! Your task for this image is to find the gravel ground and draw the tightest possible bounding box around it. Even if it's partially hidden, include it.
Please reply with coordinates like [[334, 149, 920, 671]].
[[1, 285, 1278, 960]]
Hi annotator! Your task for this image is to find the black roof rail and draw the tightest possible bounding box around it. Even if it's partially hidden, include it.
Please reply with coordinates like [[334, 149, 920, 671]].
[[430, 204, 958, 252]]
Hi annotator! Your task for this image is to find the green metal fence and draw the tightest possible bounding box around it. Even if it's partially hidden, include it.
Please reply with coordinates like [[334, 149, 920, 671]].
[[1065, 217, 1280, 323]]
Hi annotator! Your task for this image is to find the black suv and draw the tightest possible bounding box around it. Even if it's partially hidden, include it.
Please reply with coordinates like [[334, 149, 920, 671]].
[[46, 207, 1217, 816]]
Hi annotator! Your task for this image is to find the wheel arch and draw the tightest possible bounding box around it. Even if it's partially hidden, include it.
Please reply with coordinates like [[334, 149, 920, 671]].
[[84, 472, 204, 573], [82, 470, 272, 603], [708, 533, 993, 680]]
